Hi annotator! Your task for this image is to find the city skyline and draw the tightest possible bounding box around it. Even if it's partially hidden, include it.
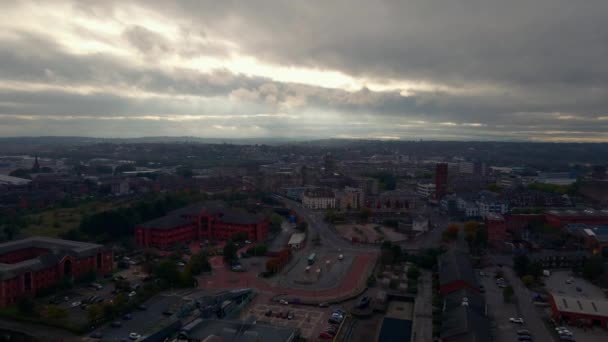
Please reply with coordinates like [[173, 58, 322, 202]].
[[1, 1, 608, 141]]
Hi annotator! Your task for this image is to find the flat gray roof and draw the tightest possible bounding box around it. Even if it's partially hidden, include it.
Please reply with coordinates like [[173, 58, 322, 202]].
[[551, 293, 608, 318]]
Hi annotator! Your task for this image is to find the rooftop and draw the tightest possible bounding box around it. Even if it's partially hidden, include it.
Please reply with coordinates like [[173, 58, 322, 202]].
[[138, 202, 265, 230], [438, 250, 478, 290], [440, 305, 491, 341], [551, 293, 608, 318], [547, 208, 608, 217], [303, 188, 335, 198], [0, 237, 104, 280], [179, 319, 297, 342], [565, 224, 608, 242]]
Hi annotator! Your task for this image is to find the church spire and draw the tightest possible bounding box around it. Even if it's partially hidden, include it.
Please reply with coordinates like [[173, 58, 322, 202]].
[[32, 154, 40, 172]]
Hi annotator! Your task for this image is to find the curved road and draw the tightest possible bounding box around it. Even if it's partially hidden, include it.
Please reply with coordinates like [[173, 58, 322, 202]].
[[274, 195, 377, 253]]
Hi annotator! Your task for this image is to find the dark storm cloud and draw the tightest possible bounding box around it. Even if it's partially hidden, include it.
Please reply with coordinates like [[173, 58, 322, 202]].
[[0, 0, 607, 140], [157, 0, 608, 86]]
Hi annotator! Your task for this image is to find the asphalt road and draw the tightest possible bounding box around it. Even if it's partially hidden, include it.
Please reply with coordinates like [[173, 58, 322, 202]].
[[411, 271, 432, 342], [503, 267, 555, 342]]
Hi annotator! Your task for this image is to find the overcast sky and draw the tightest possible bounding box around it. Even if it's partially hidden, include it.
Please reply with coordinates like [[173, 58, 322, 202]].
[[1, 0, 607, 141]]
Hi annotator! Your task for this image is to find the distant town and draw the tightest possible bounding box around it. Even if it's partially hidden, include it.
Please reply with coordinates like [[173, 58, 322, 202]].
[[0, 138, 607, 342]]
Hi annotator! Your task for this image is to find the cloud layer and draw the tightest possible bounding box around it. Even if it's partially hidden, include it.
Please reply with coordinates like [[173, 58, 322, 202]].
[[1, 0, 607, 141]]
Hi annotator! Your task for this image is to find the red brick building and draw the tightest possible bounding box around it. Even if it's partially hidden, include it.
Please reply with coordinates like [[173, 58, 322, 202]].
[[545, 209, 608, 228], [435, 163, 448, 201], [0, 237, 112, 307], [485, 213, 507, 245], [135, 202, 269, 249], [549, 293, 608, 328]]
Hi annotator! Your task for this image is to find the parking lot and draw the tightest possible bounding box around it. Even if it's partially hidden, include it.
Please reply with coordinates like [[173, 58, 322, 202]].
[[242, 296, 343, 340], [479, 268, 524, 342], [85, 292, 187, 341], [42, 279, 124, 326], [545, 270, 605, 298]]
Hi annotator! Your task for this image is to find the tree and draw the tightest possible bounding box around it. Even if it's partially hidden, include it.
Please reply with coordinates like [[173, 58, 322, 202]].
[[296, 221, 308, 232], [522, 275, 535, 287], [324, 209, 336, 223], [247, 244, 268, 257], [391, 244, 402, 262], [582, 255, 605, 281], [503, 285, 514, 303], [2, 224, 20, 241], [269, 213, 283, 233], [17, 297, 35, 315], [9, 169, 31, 179], [407, 265, 421, 281], [187, 252, 211, 275], [463, 221, 479, 235], [87, 304, 104, 323], [223, 241, 238, 264], [442, 224, 460, 241], [358, 208, 372, 222], [46, 305, 68, 320], [513, 255, 531, 277], [154, 260, 181, 287], [266, 258, 280, 273]]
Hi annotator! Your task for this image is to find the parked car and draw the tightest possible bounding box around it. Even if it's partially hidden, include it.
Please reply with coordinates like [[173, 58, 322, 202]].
[[71, 301, 81, 307], [518, 336, 533, 342], [122, 313, 133, 320], [279, 299, 289, 305], [137, 305, 147, 311], [319, 331, 334, 339], [128, 332, 141, 340], [330, 312, 344, 319], [111, 321, 122, 328], [333, 308, 347, 316], [287, 311, 294, 320], [509, 317, 524, 324], [356, 296, 370, 309], [265, 309, 272, 317], [517, 329, 531, 336], [324, 328, 337, 337], [89, 332, 103, 339], [328, 317, 342, 324]]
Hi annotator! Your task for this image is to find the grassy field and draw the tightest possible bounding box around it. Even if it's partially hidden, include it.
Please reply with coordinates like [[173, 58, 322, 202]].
[[22, 199, 135, 238]]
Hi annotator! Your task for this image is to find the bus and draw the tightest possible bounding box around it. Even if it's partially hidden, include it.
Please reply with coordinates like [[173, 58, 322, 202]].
[[307, 252, 316, 265]]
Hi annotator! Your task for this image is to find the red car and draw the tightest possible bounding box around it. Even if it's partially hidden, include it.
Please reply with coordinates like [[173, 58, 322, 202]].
[[319, 331, 334, 339]]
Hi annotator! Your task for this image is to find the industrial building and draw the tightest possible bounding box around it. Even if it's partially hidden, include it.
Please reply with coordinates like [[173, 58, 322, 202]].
[[549, 293, 608, 328]]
